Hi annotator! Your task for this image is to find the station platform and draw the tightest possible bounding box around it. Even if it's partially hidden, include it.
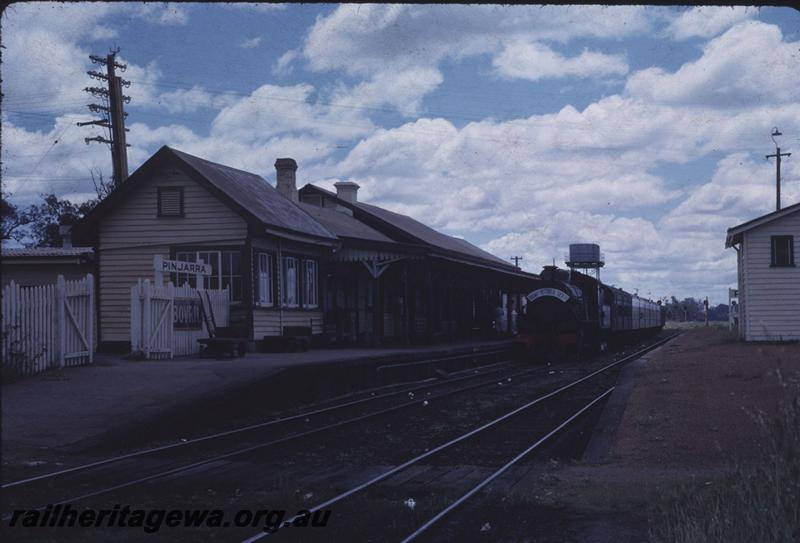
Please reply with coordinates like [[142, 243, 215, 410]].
[[1, 339, 514, 472]]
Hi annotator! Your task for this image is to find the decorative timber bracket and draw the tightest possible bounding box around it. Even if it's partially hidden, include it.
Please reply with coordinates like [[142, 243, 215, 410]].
[[362, 258, 404, 279]]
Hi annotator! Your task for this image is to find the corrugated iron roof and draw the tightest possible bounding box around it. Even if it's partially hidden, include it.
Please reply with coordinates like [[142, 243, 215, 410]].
[[169, 147, 336, 240], [297, 203, 395, 243], [1, 247, 94, 258], [300, 184, 519, 271], [726, 201, 800, 247], [353, 201, 516, 269]]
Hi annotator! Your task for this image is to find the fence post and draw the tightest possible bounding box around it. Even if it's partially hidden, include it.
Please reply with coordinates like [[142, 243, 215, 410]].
[[56, 275, 66, 368], [154, 255, 163, 286], [143, 279, 152, 360], [87, 273, 95, 364], [195, 259, 205, 289], [168, 281, 175, 360]]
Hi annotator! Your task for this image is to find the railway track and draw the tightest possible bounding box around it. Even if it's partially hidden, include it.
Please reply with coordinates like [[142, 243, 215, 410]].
[[3, 348, 538, 514], [238, 332, 678, 542], [2, 333, 677, 541]]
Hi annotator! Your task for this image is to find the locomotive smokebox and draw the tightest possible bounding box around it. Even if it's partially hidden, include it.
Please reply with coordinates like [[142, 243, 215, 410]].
[[567, 243, 603, 268]]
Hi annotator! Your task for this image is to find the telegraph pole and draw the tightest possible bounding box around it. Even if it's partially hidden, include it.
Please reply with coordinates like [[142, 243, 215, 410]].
[[78, 47, 131, 189], [510, 256, 523, 268], [766, 127, 791, 211]]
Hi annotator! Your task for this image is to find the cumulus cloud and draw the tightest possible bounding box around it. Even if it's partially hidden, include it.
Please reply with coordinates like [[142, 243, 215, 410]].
[[626, 21, 799, 106], [666, 6, 755, 40], [302, 5, 652, 76], [331, 67, 444, 117], [154, 86, 239, 114], [272, 50, 298, 75], [134, 3, 189, 26], [493, 41, 628, 81], [239, 36, 262, 49], [209, 83, 375, 143]]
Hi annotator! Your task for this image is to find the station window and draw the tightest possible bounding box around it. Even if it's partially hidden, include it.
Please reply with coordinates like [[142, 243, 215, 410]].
[[157, 187, 184, 217], [771, 235, 795, 267], [304, 259, 319, 308], [256, 253, 274, 307], [173, 250, 242, 300], [282, 256, 299, 308]]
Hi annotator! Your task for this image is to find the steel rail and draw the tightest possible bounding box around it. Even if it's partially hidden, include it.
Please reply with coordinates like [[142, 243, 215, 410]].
[[240, 332, 678, 542], [400, 387, 615, 543], [2, 350, 515, 490], [3, 362, 541, 517]]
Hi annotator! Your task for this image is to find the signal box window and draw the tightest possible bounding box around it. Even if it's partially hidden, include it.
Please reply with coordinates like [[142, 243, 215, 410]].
[[771, 235, 795, 267]]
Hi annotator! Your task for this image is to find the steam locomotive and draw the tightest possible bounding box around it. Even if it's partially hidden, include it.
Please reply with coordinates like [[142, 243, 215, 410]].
[[516, 245, 665, 357]]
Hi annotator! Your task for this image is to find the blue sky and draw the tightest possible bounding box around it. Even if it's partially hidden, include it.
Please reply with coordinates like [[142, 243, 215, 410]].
[[2, 4, 799, 304]]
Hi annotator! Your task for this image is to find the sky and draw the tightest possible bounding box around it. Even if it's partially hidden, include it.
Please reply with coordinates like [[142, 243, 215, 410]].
[[2, 3, 799, 304]]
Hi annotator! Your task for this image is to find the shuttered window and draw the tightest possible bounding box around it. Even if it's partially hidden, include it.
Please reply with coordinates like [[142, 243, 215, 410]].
[[157, 187, 184, 217], [257, 253, 274, 306], [771, 235, 795, 267]]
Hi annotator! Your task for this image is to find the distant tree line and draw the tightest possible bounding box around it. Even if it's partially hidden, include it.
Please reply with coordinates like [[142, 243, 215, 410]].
[[662, 296, 729, 322], [1, 170, 113, 247]]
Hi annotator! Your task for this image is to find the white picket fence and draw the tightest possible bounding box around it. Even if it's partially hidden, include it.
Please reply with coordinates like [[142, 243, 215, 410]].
[[2, 274, 95, 376], [130, 280, 229, 359]]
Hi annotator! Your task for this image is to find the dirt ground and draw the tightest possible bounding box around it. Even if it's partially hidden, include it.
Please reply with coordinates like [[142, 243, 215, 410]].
[[540, 327, 800, 540]]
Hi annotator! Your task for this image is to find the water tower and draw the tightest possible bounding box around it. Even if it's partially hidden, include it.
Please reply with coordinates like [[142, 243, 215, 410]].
[[565, 243, 604, 281]]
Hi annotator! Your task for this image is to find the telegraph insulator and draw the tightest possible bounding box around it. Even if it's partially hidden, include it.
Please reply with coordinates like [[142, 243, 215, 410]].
[[122, 95, 131, 104], [120, 79, 131, 88], [89, 55, 106, 65], [84, 86, 109, 96], [87, 70, 108, 81]]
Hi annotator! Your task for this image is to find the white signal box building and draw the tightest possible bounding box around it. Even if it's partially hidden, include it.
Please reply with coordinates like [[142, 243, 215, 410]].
[[725, 202, 800, 341]]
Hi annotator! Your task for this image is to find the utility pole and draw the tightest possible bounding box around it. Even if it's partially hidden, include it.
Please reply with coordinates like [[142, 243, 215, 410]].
[[766, 127, 791, 211], [509, 256, 523, 268], [78, 47, 131, 189]]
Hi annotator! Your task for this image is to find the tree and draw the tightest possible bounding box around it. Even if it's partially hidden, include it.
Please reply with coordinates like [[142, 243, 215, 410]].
[[24, 193, 98, 248], [90, 168, 115, 200], [1, 191, 29, 244]]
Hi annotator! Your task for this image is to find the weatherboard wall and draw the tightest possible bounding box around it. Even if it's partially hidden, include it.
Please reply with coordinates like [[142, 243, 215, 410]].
[[741, 210, 800, 341], [97, 171, 247, 343], [250, 237, 325, 338]]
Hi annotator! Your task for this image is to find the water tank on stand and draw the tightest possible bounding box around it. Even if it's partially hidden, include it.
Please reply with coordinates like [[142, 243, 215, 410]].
[[567, 244, 604, 268]]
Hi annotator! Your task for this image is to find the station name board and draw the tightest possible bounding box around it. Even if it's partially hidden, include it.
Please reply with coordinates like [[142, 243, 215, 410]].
[[526, 288, 570, 303], [159, 259, 211, 276]]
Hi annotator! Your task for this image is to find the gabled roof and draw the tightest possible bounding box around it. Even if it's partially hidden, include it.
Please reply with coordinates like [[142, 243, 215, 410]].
[[355, 201, 514, 267], [297, 202, 395, 244], [725, 201, 800, 247], [300, 184, 520, 272], [76, 146, 336, 243]]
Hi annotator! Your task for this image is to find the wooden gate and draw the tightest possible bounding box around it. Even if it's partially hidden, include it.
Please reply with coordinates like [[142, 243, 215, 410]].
[[130, 280, 229, 359], [1, 274, 94, 376]]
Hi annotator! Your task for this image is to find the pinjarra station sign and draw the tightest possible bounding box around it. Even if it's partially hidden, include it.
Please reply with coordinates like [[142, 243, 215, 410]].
[[159, 259, 211, 275], [153, 255, 211, 283]]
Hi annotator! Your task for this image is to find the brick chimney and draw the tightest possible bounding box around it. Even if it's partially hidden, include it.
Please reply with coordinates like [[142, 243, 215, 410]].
[[334, 181, 360, 204], [275, 158, 298, 202], [59, 225, 73, 249]]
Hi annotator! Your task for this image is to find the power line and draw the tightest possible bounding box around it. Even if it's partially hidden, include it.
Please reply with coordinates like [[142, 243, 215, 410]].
[[27, 123, 75, 177]]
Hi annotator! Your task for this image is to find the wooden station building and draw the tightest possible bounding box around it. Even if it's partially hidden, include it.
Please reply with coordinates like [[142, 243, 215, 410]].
[[74, 146, 538, 351]]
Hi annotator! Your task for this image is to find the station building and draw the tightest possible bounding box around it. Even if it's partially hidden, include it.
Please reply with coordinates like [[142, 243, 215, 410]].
[[0, 245, 94, 289], [74, 146, 537, 351], [726, 201, 800, 341]]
